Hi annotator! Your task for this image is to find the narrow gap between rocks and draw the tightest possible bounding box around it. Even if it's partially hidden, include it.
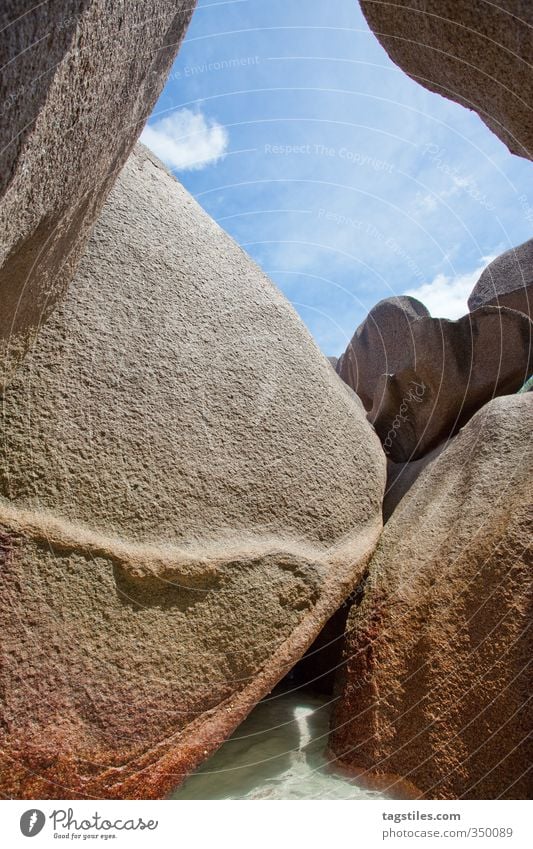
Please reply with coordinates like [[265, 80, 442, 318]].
[[171, 576, 379, 800]]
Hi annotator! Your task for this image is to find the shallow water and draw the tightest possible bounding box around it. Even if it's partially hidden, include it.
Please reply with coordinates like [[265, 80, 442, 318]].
[[172, 689, 389, 800]]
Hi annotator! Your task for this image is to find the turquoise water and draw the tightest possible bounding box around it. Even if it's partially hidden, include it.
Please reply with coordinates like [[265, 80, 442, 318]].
[[171, 689, 389, 800]]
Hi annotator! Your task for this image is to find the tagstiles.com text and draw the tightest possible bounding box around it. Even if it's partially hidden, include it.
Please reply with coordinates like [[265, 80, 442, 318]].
[[381, 810, 513, 841]]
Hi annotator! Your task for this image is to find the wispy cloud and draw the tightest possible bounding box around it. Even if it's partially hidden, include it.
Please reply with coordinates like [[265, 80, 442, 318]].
[[404, 256, 497, 319], [413, 192, 439, 215], [140, 108, 229, 171], [412, 173, 495, 218]]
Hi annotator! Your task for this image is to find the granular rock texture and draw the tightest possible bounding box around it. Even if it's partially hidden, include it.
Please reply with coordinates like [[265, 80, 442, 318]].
[[360, 0, 533, 161], [369, 306, 533, 461], [0, 144, 386, 799], [383, 441, 446, 523], [330, 394, 532, 799], [336, 296, 429, 411], [0, 0, 195, 384], [468, 239, 533, 319]]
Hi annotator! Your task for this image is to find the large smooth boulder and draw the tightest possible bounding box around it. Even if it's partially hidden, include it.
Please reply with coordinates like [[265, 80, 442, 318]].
[[360, 1, 533, 161], [330, 394, 532, 799], [336, 296, 429, 410], [0, 144, 386, 799], [468, 240, 533, 319], [0, 1, 195, 384], [369, 306, 533, 461]]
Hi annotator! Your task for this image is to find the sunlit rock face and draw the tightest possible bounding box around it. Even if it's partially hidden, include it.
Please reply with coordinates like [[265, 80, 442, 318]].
[[468, 239, 533, 320], [360, 0, 533, 161], [0, 1, 195, 383], [336, 296, 429, 412], [368, 306, 533, 461], [0, 144, 386, 800], [331, 395, 532, 800], [337, 296, 532, 462]]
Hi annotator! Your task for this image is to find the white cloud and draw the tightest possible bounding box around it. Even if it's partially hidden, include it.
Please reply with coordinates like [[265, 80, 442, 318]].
[[413, 192, 439, 214], [140, 108, 229, 171], [404, 256, 497, 319]]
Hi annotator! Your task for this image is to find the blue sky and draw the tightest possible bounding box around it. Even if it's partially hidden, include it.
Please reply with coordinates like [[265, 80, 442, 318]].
[[141, 0, 533, 357]]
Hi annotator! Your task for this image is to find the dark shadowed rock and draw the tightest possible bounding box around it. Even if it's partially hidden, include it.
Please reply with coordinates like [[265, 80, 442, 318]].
[[330, 394, 533, 799], [383, 441, 447, 522], [468, 240, 533, 318], [369, 306, 533, 461], [0, 0, 195, 384], [0, 145, 386, 800], [360, 0, 533, 161], [336, 296, 430, 410]]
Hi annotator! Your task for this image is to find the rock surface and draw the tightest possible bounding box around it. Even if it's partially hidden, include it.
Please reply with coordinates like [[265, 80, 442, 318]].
[[336, 296, 430, 410], [468, 240, 533, 319], [330, 394, 533, 799], [0, 144, 386, 800], [0, 0, 195, 384], [360, 0, 533, 161], [383, 442, 446, 523], [369, 306, 533, 461]]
